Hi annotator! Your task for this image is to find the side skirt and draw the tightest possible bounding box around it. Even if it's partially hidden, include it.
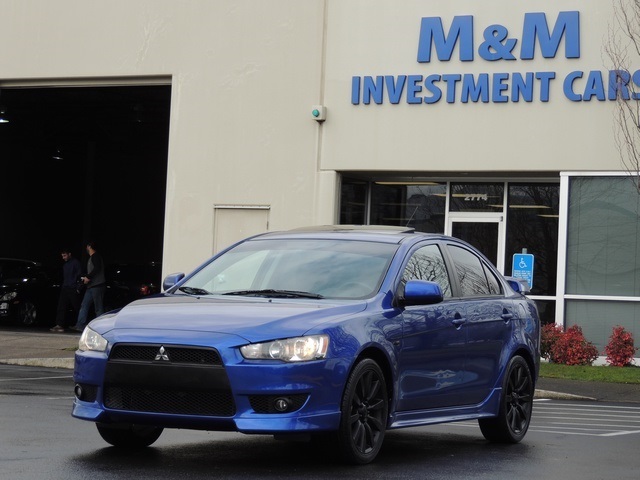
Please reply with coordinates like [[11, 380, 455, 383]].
[[388, 388, 501, 429]]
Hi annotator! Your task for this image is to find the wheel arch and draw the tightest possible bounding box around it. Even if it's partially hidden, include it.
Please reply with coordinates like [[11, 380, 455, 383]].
[[351, 346, 395, 409], [513, 347, 537, 387]]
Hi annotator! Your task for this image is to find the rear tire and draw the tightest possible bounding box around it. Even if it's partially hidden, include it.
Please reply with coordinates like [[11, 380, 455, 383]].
[[337, 358, 388, 464], [479, 355, 533, 443], [96, 423, 163, 448]]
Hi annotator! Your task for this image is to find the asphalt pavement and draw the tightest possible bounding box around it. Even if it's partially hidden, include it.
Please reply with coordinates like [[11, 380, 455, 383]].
[[0, 326, 639, 403]]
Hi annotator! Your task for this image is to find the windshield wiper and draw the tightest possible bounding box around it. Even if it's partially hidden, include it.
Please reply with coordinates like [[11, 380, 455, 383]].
[[222, 289, 324, 299], [178, 286, 211, 296]]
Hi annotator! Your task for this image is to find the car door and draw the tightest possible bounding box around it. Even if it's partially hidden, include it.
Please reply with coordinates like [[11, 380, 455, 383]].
[[396, 243, 469, 411], [444, 242, 515, 405]]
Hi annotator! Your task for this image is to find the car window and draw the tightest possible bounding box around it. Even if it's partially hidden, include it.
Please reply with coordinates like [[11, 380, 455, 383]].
[[184, 239, 398, 299], [401, 244, 452, 297], [483, 263, 503, 295], [201, 250, 270, 292], [447, 244, 492, 296]]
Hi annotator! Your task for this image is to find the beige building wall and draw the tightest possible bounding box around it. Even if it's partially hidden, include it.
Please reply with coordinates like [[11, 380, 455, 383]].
[[322, 0, 621, 172], [0, 0, 631, 276]]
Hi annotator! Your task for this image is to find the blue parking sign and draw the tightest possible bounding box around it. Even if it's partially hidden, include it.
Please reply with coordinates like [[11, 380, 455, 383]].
[[512, 253, 534, 289]]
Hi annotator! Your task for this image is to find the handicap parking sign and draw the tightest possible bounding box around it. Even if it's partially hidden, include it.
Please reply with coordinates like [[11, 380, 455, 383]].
[[512, 253, 534, 289]]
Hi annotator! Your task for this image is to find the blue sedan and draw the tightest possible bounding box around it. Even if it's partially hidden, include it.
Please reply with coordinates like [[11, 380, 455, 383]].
[[72, 226, 540, 464]]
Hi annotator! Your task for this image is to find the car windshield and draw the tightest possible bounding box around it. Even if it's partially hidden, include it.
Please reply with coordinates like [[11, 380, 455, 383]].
[[180, 238, 398, 299]]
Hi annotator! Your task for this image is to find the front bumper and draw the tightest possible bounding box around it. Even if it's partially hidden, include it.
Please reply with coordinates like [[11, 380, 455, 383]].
[[72, 341, 348, 434]]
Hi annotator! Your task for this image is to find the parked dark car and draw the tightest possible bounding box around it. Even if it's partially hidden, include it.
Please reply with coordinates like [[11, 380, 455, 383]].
[[0, 258, 58, 326], [104, 262, 162, 311], [72, 226, 540, 464]]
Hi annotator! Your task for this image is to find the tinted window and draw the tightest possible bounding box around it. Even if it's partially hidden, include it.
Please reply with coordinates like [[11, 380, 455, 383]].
[[483, 263, 503, 295], [402, 244, 452, 297], [448, 245, 491, 296]]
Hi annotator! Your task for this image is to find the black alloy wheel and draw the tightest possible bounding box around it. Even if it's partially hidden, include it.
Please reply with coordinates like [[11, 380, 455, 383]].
[[479, 355, 533, 443], [19, 301, 37, 326], [338, 358, 388, 464]]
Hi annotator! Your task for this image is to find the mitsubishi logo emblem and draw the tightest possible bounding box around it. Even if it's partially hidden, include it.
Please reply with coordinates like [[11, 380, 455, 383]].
[[154, 346, 170, 361]]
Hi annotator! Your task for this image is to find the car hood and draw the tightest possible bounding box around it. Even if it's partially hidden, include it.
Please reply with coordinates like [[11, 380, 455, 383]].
[[92, 294, 367, 343]]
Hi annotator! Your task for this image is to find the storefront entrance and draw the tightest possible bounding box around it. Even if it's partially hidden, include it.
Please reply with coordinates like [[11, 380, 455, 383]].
[[447, 214, 504, 273], [339, 177, 560, 324]]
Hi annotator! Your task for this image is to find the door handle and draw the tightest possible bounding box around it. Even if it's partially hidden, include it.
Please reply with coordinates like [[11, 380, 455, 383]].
[[501, 312, 514, 323], [451, 318, 466, 328]]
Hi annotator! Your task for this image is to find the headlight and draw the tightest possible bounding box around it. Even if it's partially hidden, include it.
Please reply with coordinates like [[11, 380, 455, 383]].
[[78, 327, 108, 352], [240, 335, 329, 362], [0, 292, 17, 301]]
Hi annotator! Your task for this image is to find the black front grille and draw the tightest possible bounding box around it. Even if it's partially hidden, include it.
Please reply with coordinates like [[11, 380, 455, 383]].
[[103, 343, 234, 417], [109, 344, 221, 365], [104, 385, 235, 416]]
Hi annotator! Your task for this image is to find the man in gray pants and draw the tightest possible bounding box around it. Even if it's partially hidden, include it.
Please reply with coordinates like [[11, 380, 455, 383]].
[[71, 242, 106, 332]]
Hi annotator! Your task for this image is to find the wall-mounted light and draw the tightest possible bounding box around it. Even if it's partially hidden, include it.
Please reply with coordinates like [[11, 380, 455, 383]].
[[311, 105, 326, 122], [52, 148, 64, 160]]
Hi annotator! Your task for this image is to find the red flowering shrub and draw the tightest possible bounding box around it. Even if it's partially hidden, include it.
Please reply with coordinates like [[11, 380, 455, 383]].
[[605, 326, 637, 367], [549, 325, 599, 366], [541, 323, 564, 360]]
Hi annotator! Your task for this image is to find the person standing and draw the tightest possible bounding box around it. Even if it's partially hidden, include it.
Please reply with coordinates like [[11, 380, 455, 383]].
[[50, 248, 83, 333], [71, 242, 106, 332]]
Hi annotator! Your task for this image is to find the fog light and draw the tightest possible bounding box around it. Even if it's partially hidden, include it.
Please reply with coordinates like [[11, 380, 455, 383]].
[[74, 384, 84, 399], [274, 397, 291, 412]]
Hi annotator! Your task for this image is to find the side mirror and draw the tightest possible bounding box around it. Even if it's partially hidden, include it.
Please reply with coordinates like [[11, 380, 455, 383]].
[[402, 280, 444, 307], [505, 277, 531, 295], [162, 273, 185, 292]]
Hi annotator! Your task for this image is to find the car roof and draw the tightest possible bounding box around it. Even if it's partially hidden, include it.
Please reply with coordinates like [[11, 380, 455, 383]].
[[252, 225, 447, 245], [0, 258, 42, 267]]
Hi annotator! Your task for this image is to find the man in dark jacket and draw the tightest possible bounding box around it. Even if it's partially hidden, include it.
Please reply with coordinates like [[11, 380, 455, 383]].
[[50, 248, 83, 332], [71, 242, 106, 331]]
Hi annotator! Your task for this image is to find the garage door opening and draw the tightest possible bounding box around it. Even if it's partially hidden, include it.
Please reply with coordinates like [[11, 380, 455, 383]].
[[0, 84, 171, 274]]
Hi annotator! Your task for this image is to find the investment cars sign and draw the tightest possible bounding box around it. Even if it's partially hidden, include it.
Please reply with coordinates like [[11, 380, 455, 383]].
[[351, 11, 637, 105]]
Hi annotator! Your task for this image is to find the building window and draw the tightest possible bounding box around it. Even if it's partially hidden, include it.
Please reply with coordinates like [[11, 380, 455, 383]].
[[565, 176, 640, 350], [369, 182, 446, 233], [506, 184, 559, 298], [566, 177, 640, 296], [339, 178, 368, 225], [449, 183, 504, 213]]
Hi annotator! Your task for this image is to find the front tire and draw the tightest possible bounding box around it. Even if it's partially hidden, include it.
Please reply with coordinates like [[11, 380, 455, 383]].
[[337, 358, 388, 464], [479, 355, 533, 443], [96, 423, 163, 448], [19, 301, 37, 326]]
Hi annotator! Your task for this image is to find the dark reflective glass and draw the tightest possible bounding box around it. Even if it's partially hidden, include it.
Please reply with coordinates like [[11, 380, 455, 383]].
[[449, 183, 504, 212], [370, 183, 446, 233], [452, 222, 499, 268], [402, 244, 452, 297], [506, 184, 559, 296], [339, 178, 367, 225], [448, 245, 491, 296]]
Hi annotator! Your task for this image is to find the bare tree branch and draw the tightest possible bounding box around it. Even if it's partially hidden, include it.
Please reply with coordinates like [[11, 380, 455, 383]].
[[605, 0, 640, 191]]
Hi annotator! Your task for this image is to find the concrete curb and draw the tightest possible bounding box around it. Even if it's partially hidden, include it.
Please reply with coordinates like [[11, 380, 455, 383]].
[[534, 389, 596, 401], [0, 358, 74, 369]]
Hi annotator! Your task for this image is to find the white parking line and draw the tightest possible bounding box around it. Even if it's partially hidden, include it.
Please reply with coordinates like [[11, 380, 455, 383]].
[[448, 401, 640, 438], [530, 401, 640, 437]]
